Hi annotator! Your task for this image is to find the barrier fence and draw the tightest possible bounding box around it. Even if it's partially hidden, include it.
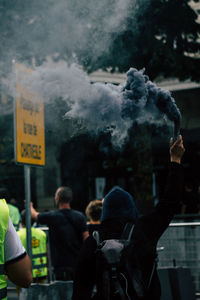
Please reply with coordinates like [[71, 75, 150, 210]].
[[19, 281, 73, 300], [32, 219, 200, 299], [158, 218, 200, 293]]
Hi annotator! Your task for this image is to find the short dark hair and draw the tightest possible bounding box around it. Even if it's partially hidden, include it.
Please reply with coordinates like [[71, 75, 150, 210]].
[[56, 186, 73, 204], [85, 200, 102, 222]]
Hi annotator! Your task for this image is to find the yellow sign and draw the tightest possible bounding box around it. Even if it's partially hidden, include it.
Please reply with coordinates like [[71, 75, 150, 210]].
[[15, 62, 45, 166]]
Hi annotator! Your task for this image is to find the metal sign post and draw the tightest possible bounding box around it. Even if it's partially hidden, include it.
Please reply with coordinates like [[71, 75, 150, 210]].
[[24, 164, 32, 260]]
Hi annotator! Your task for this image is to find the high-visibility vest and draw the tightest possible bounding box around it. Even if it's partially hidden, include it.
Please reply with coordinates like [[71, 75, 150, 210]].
[[17, 227, 48, 278], [0, 199, 9, 300], [7, 204, 20, 231]]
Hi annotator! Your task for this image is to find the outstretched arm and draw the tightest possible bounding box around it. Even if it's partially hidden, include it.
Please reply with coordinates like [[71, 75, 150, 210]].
[[139, 135, 185, 240], [30, 202, 39, 221]]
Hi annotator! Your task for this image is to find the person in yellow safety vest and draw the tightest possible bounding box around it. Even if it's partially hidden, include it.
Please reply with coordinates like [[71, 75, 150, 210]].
[[0, 198, 9, 300], [17, 209, 48, 283], [7, 199, 21, 231], [0, 188, 21, 231], [0, 199, 32, 300]]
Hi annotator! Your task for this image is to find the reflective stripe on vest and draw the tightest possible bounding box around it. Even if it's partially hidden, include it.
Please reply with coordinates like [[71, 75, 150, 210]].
[[0, 199, 9, 300], [32, 264, 47, 269], [32, 253, 47, 270], [32, 253, 47, 259]]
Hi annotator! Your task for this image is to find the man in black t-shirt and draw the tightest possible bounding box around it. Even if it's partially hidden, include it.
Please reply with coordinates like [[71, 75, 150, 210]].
[[31, 186, 89, 280]]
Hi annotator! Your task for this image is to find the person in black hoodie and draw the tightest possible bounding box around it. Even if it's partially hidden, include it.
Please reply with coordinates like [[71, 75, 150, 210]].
[[72, 135, 185, 300]]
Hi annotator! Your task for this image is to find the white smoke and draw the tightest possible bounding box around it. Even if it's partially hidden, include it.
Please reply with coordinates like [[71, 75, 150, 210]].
[[17, 61, 180, 148], [1, 0, 180, 148], [0, 0, 142, 76], [20, 60, 133, 147]]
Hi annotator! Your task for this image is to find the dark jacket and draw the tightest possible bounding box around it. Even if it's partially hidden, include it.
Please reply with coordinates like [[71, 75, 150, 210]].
[[72, 162, 184, 300]]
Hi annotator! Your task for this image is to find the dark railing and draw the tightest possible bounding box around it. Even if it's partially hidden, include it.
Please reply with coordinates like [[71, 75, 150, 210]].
[[158, 214, 200, 294]]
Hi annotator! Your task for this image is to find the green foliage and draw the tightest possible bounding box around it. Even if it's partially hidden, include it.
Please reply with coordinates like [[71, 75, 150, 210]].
[[82, 0, 200, 81]]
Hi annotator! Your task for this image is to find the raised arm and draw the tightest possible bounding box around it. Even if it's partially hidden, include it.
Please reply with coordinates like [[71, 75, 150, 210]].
[[30, 202, 39, 221], [139, 135, 185, 241]]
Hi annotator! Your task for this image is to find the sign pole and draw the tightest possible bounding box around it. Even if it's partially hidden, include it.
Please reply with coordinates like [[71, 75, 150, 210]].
[[24, 164, 32, 261]]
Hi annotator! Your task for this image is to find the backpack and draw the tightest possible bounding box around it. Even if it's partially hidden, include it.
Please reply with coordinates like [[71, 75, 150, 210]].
[[92, 223, 157, 300]]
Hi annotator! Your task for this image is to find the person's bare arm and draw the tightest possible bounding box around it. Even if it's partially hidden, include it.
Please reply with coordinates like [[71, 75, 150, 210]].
[[5, 254, 32, 288], [170, 135, 185, 164], [82, 230, 89, 240], [30, 202, 39, 221]]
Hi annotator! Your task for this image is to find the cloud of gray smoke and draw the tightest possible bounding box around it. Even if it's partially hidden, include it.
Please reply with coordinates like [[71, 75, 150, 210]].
[[23, 61, 181, 148], [1, 0, 181, 147]]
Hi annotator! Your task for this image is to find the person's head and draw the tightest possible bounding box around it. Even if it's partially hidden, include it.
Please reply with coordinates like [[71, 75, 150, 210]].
[[85, 200, 103, 223], [55, 186, 73, 207], [101, 186, 138, 223], [20, 209, 34, 227], [10, 198, 17, 206]]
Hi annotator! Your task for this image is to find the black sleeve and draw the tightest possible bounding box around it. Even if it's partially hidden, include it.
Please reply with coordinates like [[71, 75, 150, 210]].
[[72, 236, 97, 300], [74, 212, 88, 233], [37, 211, 54, 225], [138, 162, 184, 242]]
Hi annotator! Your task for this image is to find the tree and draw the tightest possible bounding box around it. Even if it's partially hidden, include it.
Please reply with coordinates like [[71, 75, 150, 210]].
[[81, 0, 200, 82]]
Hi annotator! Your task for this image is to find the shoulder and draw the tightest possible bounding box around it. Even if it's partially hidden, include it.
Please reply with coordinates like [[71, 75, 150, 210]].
[[70, 209, 85, 218], [32, 227, 46, 236], [39, 209, 57, 217], [66, 209, 86, 223], [38, 209, 59, 223], [87, 223, 101, 235]]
